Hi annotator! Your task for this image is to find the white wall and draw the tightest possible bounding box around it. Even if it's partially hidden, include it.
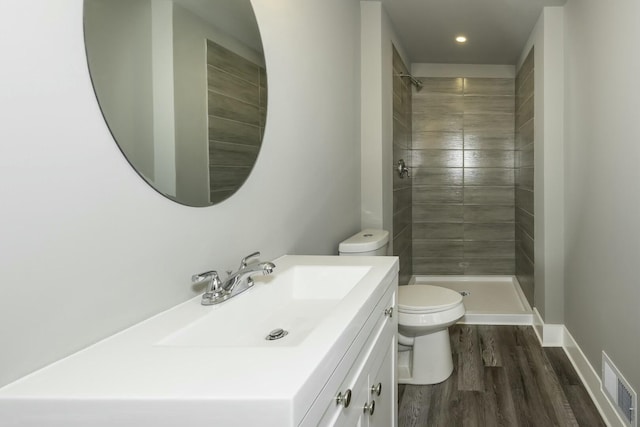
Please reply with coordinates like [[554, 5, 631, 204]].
[[517, 7, 565, 324], [360, 2, 384, 232], [563, 0, 640, 395], [360, 1, 409, 250], [84, 0, 155, 182], [0, 0, 362, 387]]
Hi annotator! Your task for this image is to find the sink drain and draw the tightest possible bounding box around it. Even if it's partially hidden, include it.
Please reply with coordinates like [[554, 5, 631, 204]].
[[459, 291, 471, 297], [265, 328, 288, 341]]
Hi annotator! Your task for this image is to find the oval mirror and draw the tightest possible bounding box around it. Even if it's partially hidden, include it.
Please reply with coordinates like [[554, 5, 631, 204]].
[[84, 0, 267, 206]]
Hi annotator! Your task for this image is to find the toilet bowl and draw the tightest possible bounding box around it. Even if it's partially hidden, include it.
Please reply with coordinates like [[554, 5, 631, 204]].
[[397, 285, 465, 385], [338, 229, 465, 385]]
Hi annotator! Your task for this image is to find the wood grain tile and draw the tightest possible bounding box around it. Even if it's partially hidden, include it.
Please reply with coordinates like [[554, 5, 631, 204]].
[[464, 258, 515, 275], [478, 326, 503, 367], [516, 224, 535, 262], [394, 187, 412, 209], [465, 114, 514, 134], [465, 168, 514, 186], [415, 77, 464, 95], [208, 116, 261, 146], [516, 95, 534, 130], [413, 94, 464, 115], [413, 258, 465, 275], [464, 150, 514, 168], [465, 241, 515, 258], [455, 326, 485, 392], [207, 65, 259, 105], [515, 188, 534, 214], [518, 48, 534, 83], [413, 223, 464, 240], [484, 367, 518, 426], [398, 384, 432, 426], [464, 222, 515, 242], [464, 187, 515, 205], [399, 326, 606, 427], [413, 113, 463, 132], [206, 40, 259, 85], [520, 144, 534, 168], [465, 131, 515, 150], [519, 166, 534, 190], [208, 91, 260, 126], [413, 240, 464, 258], [516, 72, 534, 111], [464, 78, 515, 96], [413, 131, 463, 149], [412, 149, 463, 168], [412, 168, 463, 186], [464, 205, 515, 223], [413, 186, 463, 204], [209, 141, 259, 167], [464, 96, 515, 115], [516, 116, 534, 148], [210, 166, 251, 190], [414, 204, 463, 223]]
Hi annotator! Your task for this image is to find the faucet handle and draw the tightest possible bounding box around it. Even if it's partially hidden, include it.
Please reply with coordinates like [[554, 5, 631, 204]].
[[192, 270, 222, 293], [240, 251, 261, 268]]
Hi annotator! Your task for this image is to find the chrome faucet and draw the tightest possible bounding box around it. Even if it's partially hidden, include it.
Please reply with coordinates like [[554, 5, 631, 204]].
[[191, 270, 224, 303], [192, 252, 275, 306]]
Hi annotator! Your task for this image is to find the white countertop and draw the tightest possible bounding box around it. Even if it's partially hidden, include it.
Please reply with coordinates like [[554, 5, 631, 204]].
[[0, 255, 398, 427]]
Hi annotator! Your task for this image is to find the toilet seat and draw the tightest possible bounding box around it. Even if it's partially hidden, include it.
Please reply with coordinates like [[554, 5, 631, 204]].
[[398, 285, 463, 314]]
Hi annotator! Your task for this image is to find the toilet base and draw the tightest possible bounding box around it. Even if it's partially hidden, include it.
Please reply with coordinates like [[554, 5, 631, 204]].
[[397, 328, 454, 385]]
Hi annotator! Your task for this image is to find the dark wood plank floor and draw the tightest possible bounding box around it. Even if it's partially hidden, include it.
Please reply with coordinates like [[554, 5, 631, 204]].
[[398, 325, 606, 427]]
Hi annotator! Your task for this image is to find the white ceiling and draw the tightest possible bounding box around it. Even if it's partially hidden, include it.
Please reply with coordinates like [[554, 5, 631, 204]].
[[373, 0, 567, 65]]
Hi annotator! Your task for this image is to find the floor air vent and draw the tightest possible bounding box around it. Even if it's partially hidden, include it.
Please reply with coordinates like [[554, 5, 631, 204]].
[[603, 352, 637, 427]]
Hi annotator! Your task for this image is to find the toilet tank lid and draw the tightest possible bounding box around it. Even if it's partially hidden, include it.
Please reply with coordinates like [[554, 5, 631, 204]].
[[339, 229, 389, 253]]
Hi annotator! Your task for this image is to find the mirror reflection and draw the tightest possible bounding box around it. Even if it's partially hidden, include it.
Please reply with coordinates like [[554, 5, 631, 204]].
[[84, 0, 267, 206]]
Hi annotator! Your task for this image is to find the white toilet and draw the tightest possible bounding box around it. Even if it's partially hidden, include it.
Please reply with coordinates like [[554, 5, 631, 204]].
[[339, 229, 466, 385], [397, 285, 465, 384]]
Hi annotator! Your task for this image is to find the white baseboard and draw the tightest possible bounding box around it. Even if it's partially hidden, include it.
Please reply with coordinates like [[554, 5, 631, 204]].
[[532, 308, 564, 346], [531, 309, 626, 427], [563, 328, 627, 427]]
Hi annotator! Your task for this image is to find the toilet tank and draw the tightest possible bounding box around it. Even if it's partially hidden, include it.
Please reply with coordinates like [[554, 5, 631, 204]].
[[339, 229, 389, 256]]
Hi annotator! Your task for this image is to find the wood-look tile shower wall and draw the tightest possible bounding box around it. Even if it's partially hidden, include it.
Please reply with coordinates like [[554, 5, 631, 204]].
[[412, 77, 516, 275], [392, 47, 413, 285], [207, 40, 266, 204], [515, 49, 535, 304]]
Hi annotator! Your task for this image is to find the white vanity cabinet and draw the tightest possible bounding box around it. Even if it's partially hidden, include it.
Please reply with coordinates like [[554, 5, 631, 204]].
[[302, 284, 397, 427], [0, 256, 399, 427]]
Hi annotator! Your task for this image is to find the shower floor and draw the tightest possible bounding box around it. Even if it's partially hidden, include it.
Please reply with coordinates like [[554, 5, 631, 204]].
[[407, 275, 533, 325]]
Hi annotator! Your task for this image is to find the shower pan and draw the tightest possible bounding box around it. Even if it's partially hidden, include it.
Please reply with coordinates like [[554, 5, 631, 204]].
[[408, 275, 533, 325]]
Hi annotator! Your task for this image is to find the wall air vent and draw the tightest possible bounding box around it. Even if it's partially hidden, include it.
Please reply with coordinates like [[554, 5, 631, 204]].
[[602, 352, 637, 427]]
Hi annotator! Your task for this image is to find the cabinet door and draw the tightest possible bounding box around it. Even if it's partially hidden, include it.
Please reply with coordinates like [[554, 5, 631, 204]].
[[311, 289, 396, 427], [368, 340, 396, 427]]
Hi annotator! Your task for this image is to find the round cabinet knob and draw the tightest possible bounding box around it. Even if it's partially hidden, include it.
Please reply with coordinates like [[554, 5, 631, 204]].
[[371, 382, 382, 396], [336, 389, 352, 408], [363, 400, 375, 416], [384, 307, 393, 318]]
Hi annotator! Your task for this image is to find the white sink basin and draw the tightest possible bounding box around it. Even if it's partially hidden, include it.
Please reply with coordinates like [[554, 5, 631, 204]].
[[0, 255, 398, 427], [157, 265, 371, 347]]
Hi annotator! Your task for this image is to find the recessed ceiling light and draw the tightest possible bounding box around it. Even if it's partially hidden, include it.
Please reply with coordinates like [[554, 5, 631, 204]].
[[456, 36, 467, 43]]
